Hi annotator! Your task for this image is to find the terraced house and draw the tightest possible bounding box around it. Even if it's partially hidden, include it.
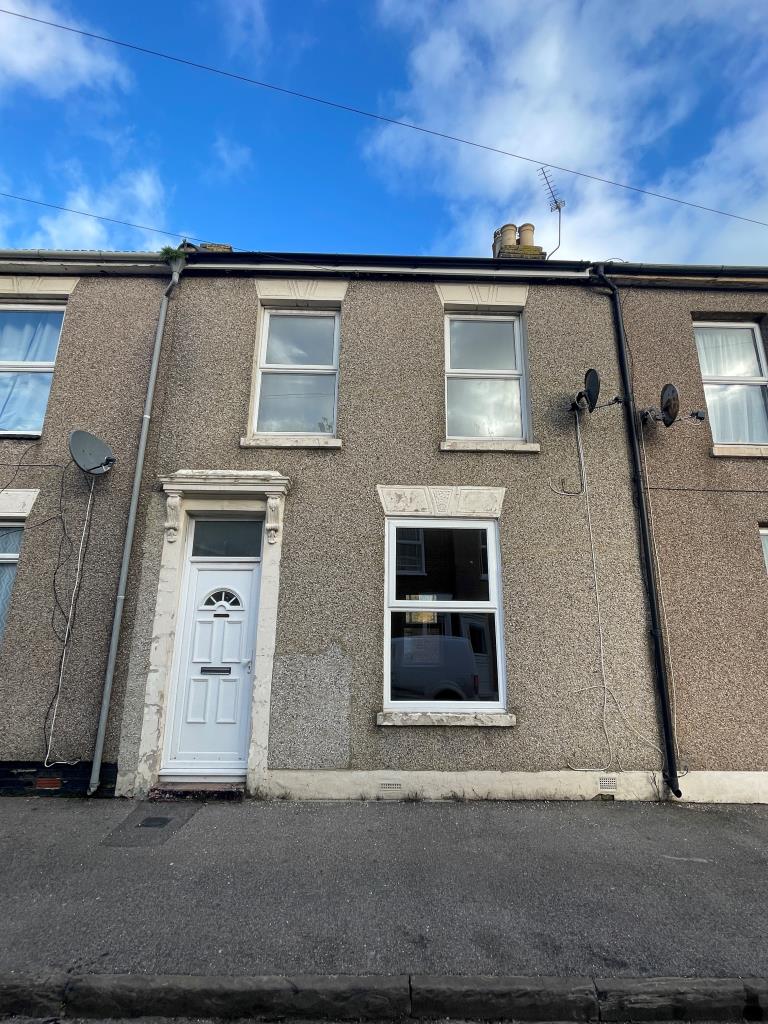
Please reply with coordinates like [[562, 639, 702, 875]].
[[1, 224, 766, 802]]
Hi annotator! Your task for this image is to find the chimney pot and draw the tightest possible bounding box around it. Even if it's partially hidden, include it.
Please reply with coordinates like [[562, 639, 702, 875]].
[[518, 223, 535, 247], [493, 224, 517, 258], [492, 220, 544, 259]]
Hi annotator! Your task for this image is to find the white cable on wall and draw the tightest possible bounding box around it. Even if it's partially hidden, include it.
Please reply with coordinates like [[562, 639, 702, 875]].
[[566, 411, 613, 772], [550, 409, 666, 772], [44, 476, 95, 768]]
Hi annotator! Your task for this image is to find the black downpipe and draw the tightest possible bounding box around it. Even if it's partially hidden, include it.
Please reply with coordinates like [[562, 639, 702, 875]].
[[593, 265, 682, 798]]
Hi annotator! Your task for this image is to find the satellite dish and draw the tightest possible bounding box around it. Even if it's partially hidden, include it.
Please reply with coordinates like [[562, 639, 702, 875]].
[[69, 431, 116, 476], [659, 384, 680, 428], [573, 368, 601, 413], [583, 369, 601, 413]]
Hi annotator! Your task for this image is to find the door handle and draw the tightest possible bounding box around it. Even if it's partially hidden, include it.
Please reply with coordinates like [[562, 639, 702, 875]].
[[244, 652, 253, 674]]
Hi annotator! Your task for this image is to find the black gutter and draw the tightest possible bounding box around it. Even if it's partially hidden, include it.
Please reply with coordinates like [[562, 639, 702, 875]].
[[593, 264, 681, 797], [183, 250, 591, 273], [184, 249, 768, 278], [596, 261, 768, 279]]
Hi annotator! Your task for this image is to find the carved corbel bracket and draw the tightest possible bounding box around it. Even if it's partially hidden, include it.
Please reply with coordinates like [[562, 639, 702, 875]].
[[265, 491, 283, 544], [164, 489, 182, 543]]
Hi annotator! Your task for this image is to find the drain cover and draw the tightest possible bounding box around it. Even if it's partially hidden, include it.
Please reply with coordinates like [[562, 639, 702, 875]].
[[103, 802, 200, 848]]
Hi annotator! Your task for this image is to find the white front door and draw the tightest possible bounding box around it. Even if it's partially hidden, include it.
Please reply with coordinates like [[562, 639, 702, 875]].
[[163, 519, 262, 776]]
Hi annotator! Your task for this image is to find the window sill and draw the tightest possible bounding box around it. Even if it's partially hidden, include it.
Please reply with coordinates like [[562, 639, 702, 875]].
[[711, 443, 768, 459], [0, 432, 42, 439], [377, 711, 516, 728], [440, 439, 540, 453], [240, 435, 342, 449]]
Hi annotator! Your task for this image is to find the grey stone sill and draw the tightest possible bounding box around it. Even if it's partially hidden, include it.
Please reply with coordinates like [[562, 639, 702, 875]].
[[711, 443, 768, 458], [377, 711, 516, 727], [240, 435, 342, 449], [440, 439, 540, 453]]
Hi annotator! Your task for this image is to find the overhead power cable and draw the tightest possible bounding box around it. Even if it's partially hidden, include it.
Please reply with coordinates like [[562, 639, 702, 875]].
[[0, 189, 200, 243], [0, 188, 344, 273], [1, 7, 768, 231]]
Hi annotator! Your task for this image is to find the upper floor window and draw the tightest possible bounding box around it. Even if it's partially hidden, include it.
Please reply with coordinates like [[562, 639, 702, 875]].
[[0, 523, 22, 642], [0, 307, 64, 435], [694, 322, 768, 446], [445, 315, 527, 440], [385, 518, 505, 712], [761, 527, 768, 574], [254, 310, 339, 436]]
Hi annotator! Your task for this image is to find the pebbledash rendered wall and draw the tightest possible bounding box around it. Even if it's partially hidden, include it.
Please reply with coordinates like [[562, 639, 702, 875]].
[[0, 270, 165, 783], [620, 285, 768, 776], [115, 273, 669, 800]]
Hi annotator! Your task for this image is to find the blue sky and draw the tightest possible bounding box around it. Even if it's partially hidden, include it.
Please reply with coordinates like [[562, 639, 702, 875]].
[[1, 0, 768, 263]]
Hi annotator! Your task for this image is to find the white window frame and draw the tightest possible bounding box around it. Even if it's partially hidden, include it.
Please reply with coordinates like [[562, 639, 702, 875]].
[[760, 526, 768, 574], [444, 313, 528, 441], [383, 516, 506, 713], [694, 321, 768, 445], [253, 308, 340, 437], [0, 304, 65, 437], [0, 520, 22, 641]]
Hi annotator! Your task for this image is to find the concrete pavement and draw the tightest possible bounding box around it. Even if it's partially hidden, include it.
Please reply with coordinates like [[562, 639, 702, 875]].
[[1, 798, 767, 978]]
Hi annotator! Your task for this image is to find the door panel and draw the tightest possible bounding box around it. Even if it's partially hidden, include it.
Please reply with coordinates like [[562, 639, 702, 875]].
[[165, 557, 260, 773], [221, 620, 243, 662], [216, 677, 240, 724], [186, 677, 209, 723], [192, 621, 214, 662]]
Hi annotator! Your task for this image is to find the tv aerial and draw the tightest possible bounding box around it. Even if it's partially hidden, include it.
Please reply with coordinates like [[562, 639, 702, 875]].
[[69, 431, 117, 476], [538, 166, 565, 259]]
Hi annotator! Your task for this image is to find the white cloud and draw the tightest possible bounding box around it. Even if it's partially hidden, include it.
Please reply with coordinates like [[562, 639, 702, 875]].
[[211, 134, 253, 180], [370, 0, 768, 263], [0, 0, 128, 99], [19, 167, 173, 251], [216, 0, 269, 58]]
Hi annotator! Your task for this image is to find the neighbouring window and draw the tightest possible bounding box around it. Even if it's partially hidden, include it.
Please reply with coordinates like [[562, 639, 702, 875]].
[[395, 527, 425, 575], [694, 322, 768, 445], [761, 527, 768, 574], [0, 308, 64, 435], [385, 518, 505, 711], [255, 310, 339, 435], [0, 523, 22, 641], [445, 315, 527, 439]]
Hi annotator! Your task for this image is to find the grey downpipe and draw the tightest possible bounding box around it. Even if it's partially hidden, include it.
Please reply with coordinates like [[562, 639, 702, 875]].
[[87, 257, 185, 796], [593, 265, 681, 797]]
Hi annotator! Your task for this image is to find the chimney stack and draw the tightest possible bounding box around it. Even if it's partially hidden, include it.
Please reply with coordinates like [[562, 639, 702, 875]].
[[492, 221, 545, 260]]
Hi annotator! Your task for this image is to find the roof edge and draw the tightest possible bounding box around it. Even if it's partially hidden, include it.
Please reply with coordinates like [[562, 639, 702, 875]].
[[0, 248, 766, 280]]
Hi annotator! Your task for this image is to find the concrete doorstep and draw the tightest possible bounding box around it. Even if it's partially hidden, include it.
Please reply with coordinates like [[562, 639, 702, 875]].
[[1, 973, 768, 1022]]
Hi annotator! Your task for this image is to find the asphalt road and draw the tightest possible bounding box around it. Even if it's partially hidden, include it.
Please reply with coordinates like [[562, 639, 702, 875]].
[[1, 798, 767, 977]]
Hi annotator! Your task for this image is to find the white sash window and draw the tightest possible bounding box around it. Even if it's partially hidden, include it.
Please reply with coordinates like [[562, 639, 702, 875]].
[[694, 322, 768, 446], [0, 307, 64, 436]]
